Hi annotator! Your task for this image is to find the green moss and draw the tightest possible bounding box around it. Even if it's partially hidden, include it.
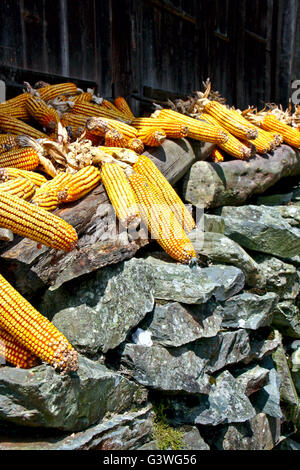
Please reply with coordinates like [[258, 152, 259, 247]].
[[151, 402, 184, 451]]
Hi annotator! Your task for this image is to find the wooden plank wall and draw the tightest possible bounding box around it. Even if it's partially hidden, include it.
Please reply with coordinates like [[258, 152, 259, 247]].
[[0, 0, 297, 110]]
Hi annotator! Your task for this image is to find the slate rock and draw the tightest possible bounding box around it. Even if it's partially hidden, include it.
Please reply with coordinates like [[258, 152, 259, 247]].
[[243, 330, 281, 365], [143, 255, 245, 303], [234, 364, 270, 396], [179, 426, 210, 450], [215, 292, 277, 330], [183, 145, 300, 208], [139, 301, 222, 348], [272, 340, 299, 408], [272, 301, 300, 338], [218, 205, 300, 258], [40, 258, 155, 355], [0, 356, 142, 432], [189, 229, 262, 287]]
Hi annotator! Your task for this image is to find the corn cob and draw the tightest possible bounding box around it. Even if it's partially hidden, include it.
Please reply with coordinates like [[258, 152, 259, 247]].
[[132, 118, 189, 139], [71, 92, 93, 103], [129, 173, 196, 263], [58, 166, 101, 203], [0, 135, 18, 154], [61, 112, 89, 128], [101, 99, 126, 116], [260, 114, 300, 148], [0, 92, 31, 121], [0, 167, 48, 187], [0, 177, 36, 200], [72, 101, 127, 120], [31, 189, 60, 211], [86, 117, 138, 139], [0, 274, 78, 372], [38, 82, 78, 102], [0, 328, 40, 369], [201, 113, 253, 159], [105, 129, 128, 147], [0, 147, 40, 170], [202, 101, 259, 140], [0, 115, 47, 139], [114, 97, 135, 120], [0, 191, 78, 251], [39, 172, 73, 192], [137, 128, 167, 146], [211, 148, 224, 162], [126, 138, 144, 154], [26, 95, 60, 131], [156, 109, 229, 144], [101, 162, 140, 226], [133, 155, 195, 233]]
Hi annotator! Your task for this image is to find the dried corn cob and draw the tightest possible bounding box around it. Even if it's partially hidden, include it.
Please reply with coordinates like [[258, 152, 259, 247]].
[[114, 97, 135, 119], [0, 191, 78, 251], [58, 166, 101, 203], [260, 114, 300, 148], [26, 95, 60, 131], [38, 82, 78, 102], [211, 148, 224, 162], [129, 173, 196, 263], [155, 109, 229, 144], [0, 177, 36, 200], [72, 101, 127, 120], [105, 129, 128, 147], [137, 128, 167, 146], [101, 162, 140, 226], [133, 155, 195, 233], [86, 116, 138, 139], [71, 92, 93, 103], [0, 115, 47, 139], [0, 92, 31, 121], [0, 328, 40, 369], [61, 112, 89, 128], [201, 113, 253, 159], [0, 167, 48, 187], [39, 172, 73, 192], [31, 189, 60, 211], [132, 117, 189, 139], [126, 138, 144, 154], [0, 274, 78, 372], [0, 147, 40, 170]]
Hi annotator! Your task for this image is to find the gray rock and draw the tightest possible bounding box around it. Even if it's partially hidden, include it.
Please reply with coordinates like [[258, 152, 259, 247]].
[[0, 356, 143, 431], [215, 413, 277, 450], [183, 145, 300, 208], [189, 230, 262, 287], [250, 357, 283, 419], [40, 258, 154, 355], [140, 301, 222, 347], [162, 371, 256, 426], [120, 343, 211, 395], [272, 340, 299, 409], [273, 301, 300, 338], [0, 406, 153, 450], [253, 254, 299, 300], [216, 292, 277, 330], [179, 426, 210, 450], [243, 330, 281, 365], [234, 365, 270, 396], [219, 205, 300, 258], [203, 214, 225, 234], [276, 205, 300, 227], [143, 255, 245, 303]]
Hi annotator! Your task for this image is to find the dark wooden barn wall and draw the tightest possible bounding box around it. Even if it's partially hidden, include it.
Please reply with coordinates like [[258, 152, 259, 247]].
[[0, 0, 298, 110]]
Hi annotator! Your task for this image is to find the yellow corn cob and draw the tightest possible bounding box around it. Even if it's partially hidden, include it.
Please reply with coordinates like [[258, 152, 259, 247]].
[[86, 117, 138, 139], [129, 173, 196, 263], [260, 114, 300, 148], [101, 99, 126, 116], [137, 128, 167, 146], [101, 162, 140, 226], [0, 274, 78, 372], [61, 112, 89, 128], [156, 109, 229, 144], [132, 118, 189, 139], [133, 155, 195, 233], [38, 82, 78, 102], [241, 130, 274, 154], [31, 189, 60, 211], [0, 191, 78, 251], [0, 115, 47, 139], [0, 328, 40, 369], [0, 167, 48, 187], [211, 148, 224, 162], [71, 92, 93, 103], [0, 147, 40, 170], [39, 172, 73, 192], [114, 97, 135, 120], [201, 113, 253, 160], [26, 95, 60, 131], [202, 101, 258, 140], [58, 166, 101, 203], [105, 129, 128, 147], [126, 138, 144, 154], [0, 176, 36, 200], [0, 92, 31, 121], [72, 101, 127, 120]]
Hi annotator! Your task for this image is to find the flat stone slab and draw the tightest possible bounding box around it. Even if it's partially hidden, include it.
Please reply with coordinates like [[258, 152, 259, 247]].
[[183, 144, 300, 208]]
